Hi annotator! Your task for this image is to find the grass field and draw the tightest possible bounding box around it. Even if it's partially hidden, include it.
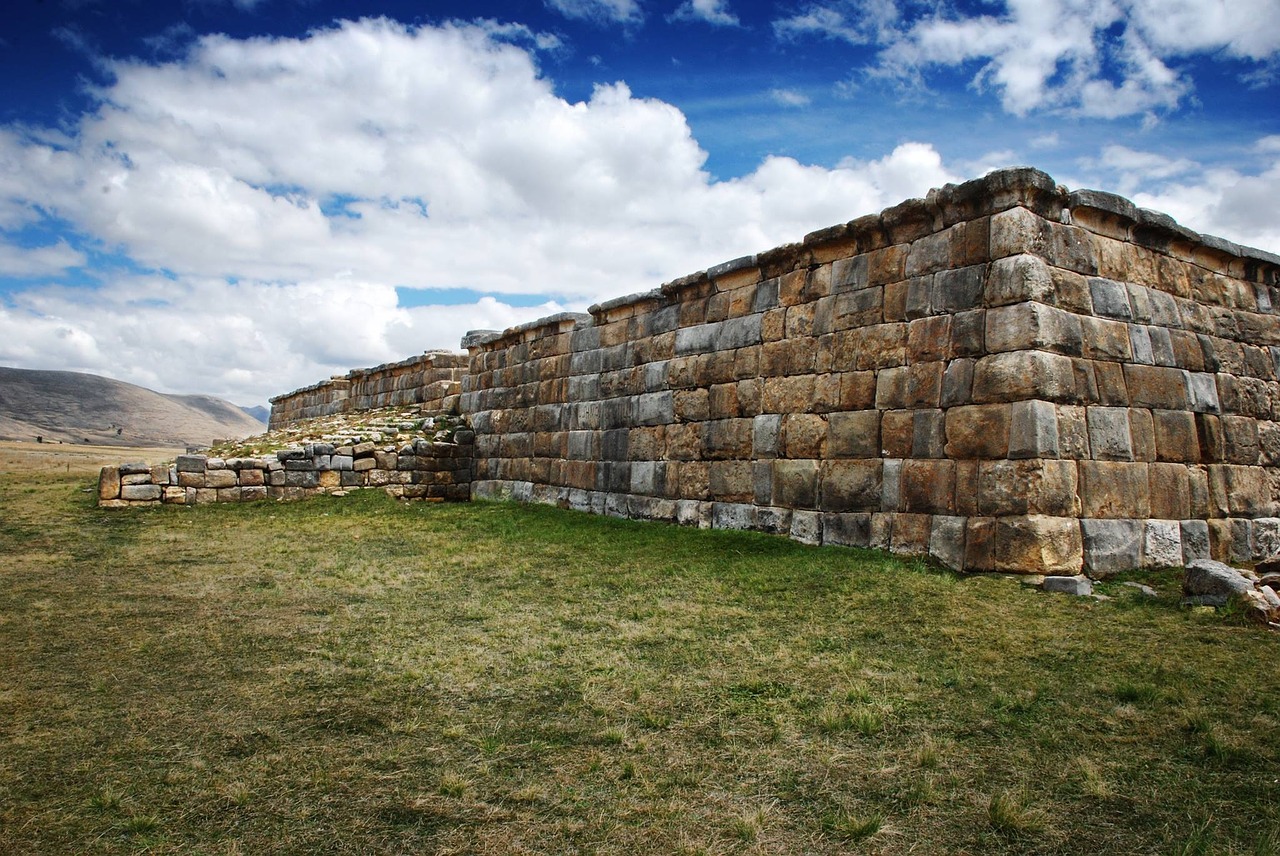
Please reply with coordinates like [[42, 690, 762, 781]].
[[1, 447, 1278, 854]]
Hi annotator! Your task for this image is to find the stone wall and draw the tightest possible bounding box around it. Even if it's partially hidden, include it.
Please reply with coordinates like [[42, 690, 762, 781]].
[[268, 350, 469, 430], [461, 167, 1280, 575], [98, 438, 474, 507]]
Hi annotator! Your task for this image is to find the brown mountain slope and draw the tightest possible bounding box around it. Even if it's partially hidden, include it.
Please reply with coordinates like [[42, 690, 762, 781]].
[[0, 367, 265, 447]]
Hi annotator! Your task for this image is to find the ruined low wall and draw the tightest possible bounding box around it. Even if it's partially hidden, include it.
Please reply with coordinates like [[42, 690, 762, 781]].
[[460, 167, 1280, 575], [268, 350, 469, 430], [98, 439, 474, 507]]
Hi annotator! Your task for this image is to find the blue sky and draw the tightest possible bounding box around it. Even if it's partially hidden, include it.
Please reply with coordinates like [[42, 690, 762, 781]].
[[1, 0, 1278, 406]]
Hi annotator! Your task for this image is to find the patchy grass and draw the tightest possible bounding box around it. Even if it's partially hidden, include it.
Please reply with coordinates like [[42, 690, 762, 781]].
[[1, 465, 1278, 854]]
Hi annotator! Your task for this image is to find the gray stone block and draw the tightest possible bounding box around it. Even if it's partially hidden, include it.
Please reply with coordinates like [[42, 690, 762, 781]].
[[823, 512, 871, 547], [121, 484, 163, 502], [1129, 325, 1154, 365], [712, 502, 756, 531], [1009, 400, 1060, 459], [1180, 520, 1211, 563], [753, 414, 782, 459], [1183, 559, 1253, 597], [1087, 407, 1134, 461], [1089, 277, 1133, 320], [929, 515, 966, 570], [790, 510, 822, 545], [175, 455, 207, 473], [1043, 575, 1093, 596], [1143, 520, 1182, 567], [1081, 518, 1142, 577]]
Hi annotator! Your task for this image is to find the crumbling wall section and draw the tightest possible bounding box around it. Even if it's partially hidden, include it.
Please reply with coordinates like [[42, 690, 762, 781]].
[[268, 350, 469, 430], [461, 168, 1280, 575]]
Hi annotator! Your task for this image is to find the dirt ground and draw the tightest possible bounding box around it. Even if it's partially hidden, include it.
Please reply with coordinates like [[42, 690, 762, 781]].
[[0, 440, 183, 477]]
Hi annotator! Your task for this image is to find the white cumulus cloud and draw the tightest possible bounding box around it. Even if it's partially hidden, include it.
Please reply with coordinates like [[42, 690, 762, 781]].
[[671, 0, 741, 27]]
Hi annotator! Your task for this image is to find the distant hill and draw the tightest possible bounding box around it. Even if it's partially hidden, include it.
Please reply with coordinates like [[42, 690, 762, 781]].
[[0, 367, 266, 448], [239, 404, 270, 423]]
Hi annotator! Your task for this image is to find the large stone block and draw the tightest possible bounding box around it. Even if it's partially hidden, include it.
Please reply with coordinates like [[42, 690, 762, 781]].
[[1124, 364, 1188, 410], [1148, 463, 1192, 520], [823, 512, 872, 547], [1009, 399, 1060, 459], [1079, 461, 1150, 518], [782, 414, 827, 458], [121, 484, 162, 502], [1086, 407, 1134, 461], [827, 410, 880, 458], [985, 302, 1083, 356], [1081, 518, 1142, 577], [98, 466, 121, 500], [900, 460, 955, 514], [1152, 409, 1200, 462], [944, 404, 1010, 459], [991, 515, 1083, 574], [772, 459, 819, 508], [972, 350, 1077, 403], [984, 254, 1055, 306], [820, 460, 883, 512], [977, 459, 1079, 517]]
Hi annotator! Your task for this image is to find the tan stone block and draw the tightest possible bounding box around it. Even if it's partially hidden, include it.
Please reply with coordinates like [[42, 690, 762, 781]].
[[1221, 415, 1260, 464], [874, 362, 943, 409], [629, 426, 666, 459], [709, 461, 752, 502], [1195, 413, 1226, 463], [782, 414, 828, 458], [1124, 364, 1188, 409], [1222, 465, 1272, 516], [840, 372, 876, 409], [900, 460, 956, 514], [812, 373, 842, 412], [977, 459, 1079, 516], [1056, 405, 1090, 459], [162, 486, 186, 504], [702, 419, 752, 459], [972, 351, 1077, 404], [868, 244, 907, 285], [944, 404, 1011, 459], [1129, 408, 1155, 462], [762, 307, 787, 342], [216, 487, 244, 502], [1260, 421, 1280, 465], [883, 281, 908, 322], [991, 515, 1083, 574], [1079, 461, 1150, 518], [664, 423, 700, 461], [954, 461, 979, 516], [1219, 374, 1272, 418], [828, 410, 880, 458], [772, 459, 819, 508], [964, 517, 997, 571], [98, 466, 121, 500], [984, 253, 1055, 306], [881, 410, 914, 457], [677, 461, 710, 499], [318, 470, 341, 488], [908, 315, 951, 361], [1168, 329, 1204, 371], [708, 383, 740, 419], [1152, 409, 1201, 462], [1149, 463, 1192, 519], [1080, 316, 1133, 361], [856, 323, 907, 369], [1092, 361, 1129, 406], [985, 302, 1083, 356], [239, 468, 265, 487], [205, 469, 237, 489], [675, 389, 710, 422], [778, 269, 807, 306], [890, 513, 933, 556], [820, 459, 883, 512], [760, 375, 813, 413]]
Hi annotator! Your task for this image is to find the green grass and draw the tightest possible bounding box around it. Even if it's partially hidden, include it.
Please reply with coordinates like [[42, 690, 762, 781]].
[[1, 467, 1279, 853]]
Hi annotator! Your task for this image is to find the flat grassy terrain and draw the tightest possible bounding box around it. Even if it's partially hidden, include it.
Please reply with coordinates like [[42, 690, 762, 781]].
[[1, 452, 1278, 854]]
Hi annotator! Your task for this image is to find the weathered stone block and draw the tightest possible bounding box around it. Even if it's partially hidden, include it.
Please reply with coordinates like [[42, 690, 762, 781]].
[[912, 410, 946, 458], [880, 410, 913, 458], [1181, 520, 1211, 563], [944, 404, 1010, 459], [175, 455, 206, 473], [972, 350, 1076, 403], [827, 410, 880, 458], [98, 466, 121, 500], [772, 459, 819, 508], [782, 414, 827, 458], [985, 302, 1083, 356], [1144, 520, 1183, 567], [900, 460, 955, 514], [1009, 400, 1060, 459], [928, 515, 966, 570], [823, 512, 872, 547], [120, 484, 162, 502], [991, 515, 1083, 574], [820, 460, 882, 512], [1124, 364, 1188, 409], [1086, 407, 1134, 461], [978, 459, 1078, 517], [1081, 518, 1142, 577], [790, 510, 823, 545], [984, 254, 1055, 306], [1079, 461, 1149, 518], [890, 513, 933, 556], [1149, 463, 1192, 520]]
